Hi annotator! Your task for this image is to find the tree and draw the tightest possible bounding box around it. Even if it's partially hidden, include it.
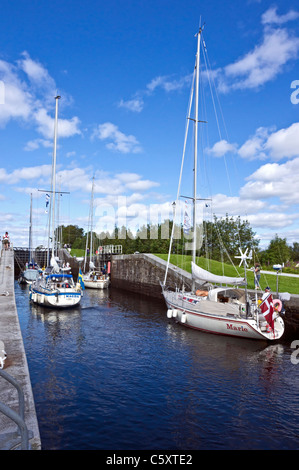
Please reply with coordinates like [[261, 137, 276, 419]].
[[203, 215, 259, 262], [290, 242, 299, 261], [260, 235, 291, 266], [56, 225, 84, 248]]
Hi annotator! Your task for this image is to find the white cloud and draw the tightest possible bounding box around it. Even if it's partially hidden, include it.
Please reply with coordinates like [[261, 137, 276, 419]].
[[221, 27, 299, 92], [0, 53, 81, 140], [146, 74, 192, 93], [215, 8, 299, 93], [118, 97, 144, 113], [0, 59, 32, 126], [261, 6, 299, 25], [24, 138, 52, 151], [237, 123, 299, 161], [246, 211, 298, 229], [0, 164, 52, 184], [18, 51, 56, 93], [265, 123, 299, 160], [125, 179, 159, 191], [238, 127, 271, 160], [207, 139, 237, 157], [240, 157, 299, 205], [34, 108, 81, 139], [92, 122, 142, 154]]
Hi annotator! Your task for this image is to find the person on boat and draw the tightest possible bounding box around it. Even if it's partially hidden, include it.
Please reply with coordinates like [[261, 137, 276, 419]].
[[2, 232, 10, 249], [262, 286, 271, 300], [254, 263, 261, 289]]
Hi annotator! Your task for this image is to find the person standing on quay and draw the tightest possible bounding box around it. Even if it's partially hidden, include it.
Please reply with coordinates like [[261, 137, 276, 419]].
[[254, 262, 261, 289], [2, 231, 10, 250]]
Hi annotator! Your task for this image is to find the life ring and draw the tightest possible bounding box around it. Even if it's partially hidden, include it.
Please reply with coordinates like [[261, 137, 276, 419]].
[[273, 299, 282, 312]]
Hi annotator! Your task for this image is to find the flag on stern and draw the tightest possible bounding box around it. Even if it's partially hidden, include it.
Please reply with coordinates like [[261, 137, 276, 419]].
[[78, 269, 85, 290], [260, 293, 274, 333]]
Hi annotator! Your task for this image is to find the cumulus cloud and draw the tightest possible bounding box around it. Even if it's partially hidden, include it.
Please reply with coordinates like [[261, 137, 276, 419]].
[[265, 123, 299, 160], [92, 122, 142, 154], [240, 157, 299, 205], [215, 8, 299, 93], [261, 6, 299, 25], [0, 52, 81, 141], [18, 51, 56, 94], [34, 108, 81, 139], [146, 74, 192, 93], [207, 139, 237, 157], [237, 123, 299, 161], [118, 97, 144, 113], [0, 164, 52, 184], [0, 59, 32, 126]]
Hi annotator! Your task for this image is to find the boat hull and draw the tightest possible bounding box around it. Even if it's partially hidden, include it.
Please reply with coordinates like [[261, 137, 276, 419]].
[[163, 290, 284, 341], [30, 288, 82, 308], [84, 279, 110, 289], [18, 269, 40, 285]]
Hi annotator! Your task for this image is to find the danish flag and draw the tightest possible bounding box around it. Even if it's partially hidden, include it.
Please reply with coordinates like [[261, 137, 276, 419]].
[[260, 293, 274, 334]]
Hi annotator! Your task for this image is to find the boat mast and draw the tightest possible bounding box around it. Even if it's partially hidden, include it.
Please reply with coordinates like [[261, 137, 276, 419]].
[[29, 193, 33, 264], [192, 27, 202, 291], [90, 177, 94, 267], [51, 95, 61, 263]]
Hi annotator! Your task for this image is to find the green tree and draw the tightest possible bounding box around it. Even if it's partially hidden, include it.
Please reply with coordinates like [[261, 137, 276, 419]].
[[290, 242, 299, 261], [261, 235, 291, 266]]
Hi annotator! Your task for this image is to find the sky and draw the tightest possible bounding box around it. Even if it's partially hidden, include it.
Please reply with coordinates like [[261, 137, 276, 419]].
[[0, 0, 299, 251]]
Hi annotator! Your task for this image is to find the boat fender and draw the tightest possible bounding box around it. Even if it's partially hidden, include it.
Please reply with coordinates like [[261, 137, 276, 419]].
[[181, 313, 187, 323], [172, 309, 178, 318], [167, 309, 173, 318], [273, 299, 282, 312]]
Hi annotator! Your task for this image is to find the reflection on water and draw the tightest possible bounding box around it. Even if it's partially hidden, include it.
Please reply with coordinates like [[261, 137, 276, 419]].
[[15, 282, 299, 450]]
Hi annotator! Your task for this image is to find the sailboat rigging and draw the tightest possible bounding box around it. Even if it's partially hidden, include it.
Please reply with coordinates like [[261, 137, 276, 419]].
[[83, 177, 110, 289], [162, 27, 284, 341], [29, 96, 83, 307], [18, 193, 41, 284]]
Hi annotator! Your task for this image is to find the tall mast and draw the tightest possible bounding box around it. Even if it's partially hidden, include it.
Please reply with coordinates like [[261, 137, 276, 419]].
[[192, 27, 202, 290], [51, 95, 61, 260], [29, 193, 33, 264], [90, 177, 94, 265]]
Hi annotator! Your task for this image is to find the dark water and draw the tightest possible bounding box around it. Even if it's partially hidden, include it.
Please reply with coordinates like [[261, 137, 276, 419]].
[[14, 281, 299, 450]]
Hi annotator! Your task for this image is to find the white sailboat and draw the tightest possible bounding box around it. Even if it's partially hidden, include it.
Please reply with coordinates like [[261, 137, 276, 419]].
[[162, 27, 284, 341], [30, 96, 83, 307], [83, 177, 110, 289]]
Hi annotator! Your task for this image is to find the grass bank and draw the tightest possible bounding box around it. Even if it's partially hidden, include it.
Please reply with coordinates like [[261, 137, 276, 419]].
[[154, 253, 298, 295]]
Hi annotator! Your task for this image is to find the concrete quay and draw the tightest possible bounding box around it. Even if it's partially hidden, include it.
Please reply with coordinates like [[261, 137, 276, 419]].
[[0, 248, 41, 450]]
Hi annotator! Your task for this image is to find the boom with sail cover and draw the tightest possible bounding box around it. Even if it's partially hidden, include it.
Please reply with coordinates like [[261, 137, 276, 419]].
[[191, 262, 245, 285]]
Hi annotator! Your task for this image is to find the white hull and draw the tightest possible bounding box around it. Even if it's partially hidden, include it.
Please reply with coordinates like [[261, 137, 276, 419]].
[[30, 273, 82, 308], [30, 287, 82, 308], [84, 279, 110, 289], [163, 289, 284, 341]]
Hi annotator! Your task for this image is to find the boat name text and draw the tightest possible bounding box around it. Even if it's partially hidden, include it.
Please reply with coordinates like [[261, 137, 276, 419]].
[[226, 323, 248, 332]]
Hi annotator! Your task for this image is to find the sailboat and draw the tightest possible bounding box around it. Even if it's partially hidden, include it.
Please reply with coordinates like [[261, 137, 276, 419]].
[[162, 27, 284, 341], [83, 177, 110, 289], [19, 193, 41, 284], [30, 96, 83, 307]]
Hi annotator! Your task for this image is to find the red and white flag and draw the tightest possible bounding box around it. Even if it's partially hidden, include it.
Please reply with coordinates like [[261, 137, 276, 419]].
[[260, 294, 274, 333]]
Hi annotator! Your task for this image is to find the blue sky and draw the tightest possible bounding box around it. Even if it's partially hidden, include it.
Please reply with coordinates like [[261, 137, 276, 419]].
[[1, 0, 299, 251]]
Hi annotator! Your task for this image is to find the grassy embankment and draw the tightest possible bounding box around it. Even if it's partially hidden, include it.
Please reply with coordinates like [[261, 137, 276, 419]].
[[70, 249, 298, 295], [154, 253, 298, 295]]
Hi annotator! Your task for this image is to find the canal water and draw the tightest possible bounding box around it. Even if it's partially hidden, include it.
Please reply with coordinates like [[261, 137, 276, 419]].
[[15, 281, 299, 450]]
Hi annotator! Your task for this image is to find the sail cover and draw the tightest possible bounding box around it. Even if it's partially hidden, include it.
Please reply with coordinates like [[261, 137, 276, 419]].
[[192, 262, 245, 285]]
